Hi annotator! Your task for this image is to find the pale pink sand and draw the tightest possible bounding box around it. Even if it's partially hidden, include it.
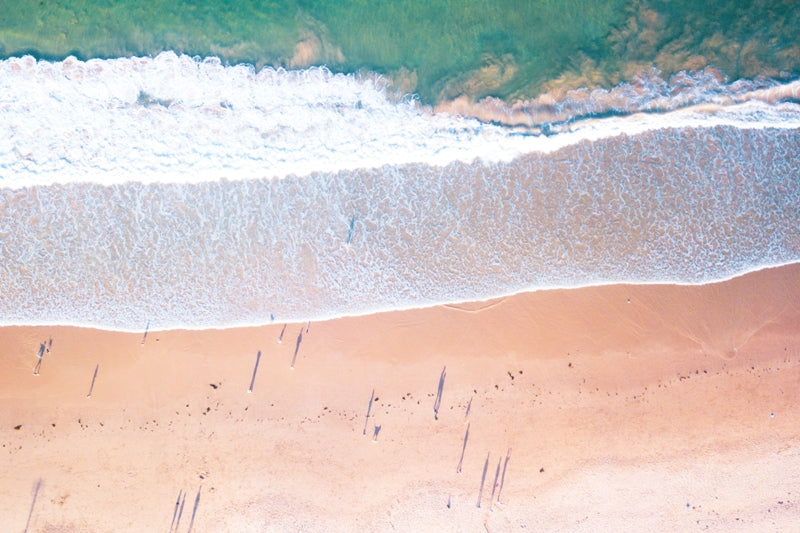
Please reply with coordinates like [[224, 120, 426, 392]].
[[1, 264, 799, 531]]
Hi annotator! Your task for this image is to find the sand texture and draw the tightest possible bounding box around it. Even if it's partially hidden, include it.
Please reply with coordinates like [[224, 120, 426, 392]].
[[1, 264, 799, 531]]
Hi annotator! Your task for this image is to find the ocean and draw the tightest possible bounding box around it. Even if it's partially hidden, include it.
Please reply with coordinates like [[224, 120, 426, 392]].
[[1, 2, 799, 331]]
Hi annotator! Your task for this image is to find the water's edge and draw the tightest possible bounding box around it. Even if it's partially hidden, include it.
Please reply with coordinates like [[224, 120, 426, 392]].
[[2, 261, 798, 334], [2, 124, 798, 331]]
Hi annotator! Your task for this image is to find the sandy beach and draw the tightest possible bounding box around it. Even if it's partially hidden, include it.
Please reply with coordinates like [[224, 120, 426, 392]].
[[1, 263, 799, 531]]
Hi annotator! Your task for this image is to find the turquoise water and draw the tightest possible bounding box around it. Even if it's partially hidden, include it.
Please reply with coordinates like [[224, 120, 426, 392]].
[[1, 4, 799, 330], [2, 1, 798, 103]]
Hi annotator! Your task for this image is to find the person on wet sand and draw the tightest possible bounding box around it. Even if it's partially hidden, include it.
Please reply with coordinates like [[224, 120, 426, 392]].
[[33, 342, 45, 375]]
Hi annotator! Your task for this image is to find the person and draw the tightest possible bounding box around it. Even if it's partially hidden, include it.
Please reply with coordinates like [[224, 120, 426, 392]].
[[33, 342, 45, 375]]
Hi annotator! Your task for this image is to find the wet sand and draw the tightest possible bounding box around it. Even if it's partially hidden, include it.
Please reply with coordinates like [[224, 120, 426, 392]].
[[1, 263, 799, 531]]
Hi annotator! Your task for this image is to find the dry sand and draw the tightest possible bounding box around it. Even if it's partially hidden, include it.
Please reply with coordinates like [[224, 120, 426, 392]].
[[1, 263, 799, 532]]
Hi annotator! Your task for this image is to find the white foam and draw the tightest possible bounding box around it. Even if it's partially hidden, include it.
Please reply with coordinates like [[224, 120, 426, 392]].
[[2, 52, 800, 189], [2, 120, 798, 331], [2, 53, 799, 331], [5, 260, 797, 333]]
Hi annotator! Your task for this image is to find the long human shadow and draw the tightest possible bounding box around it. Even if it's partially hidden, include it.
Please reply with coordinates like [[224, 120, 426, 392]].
[[86, 363, 99, 398], [489, 457, 501, 510], [476, 452, 489, 508], [290, 330, 303, 369], [187, 486, 202, 533], [24, 478, 42, 533], [248, 351, 261, 393], [497, 448, 511, 504], [362, 389, 375, 436], [434, 366, 446, 420], [456, 423, 469, 473], [169, 489, 182, 532], [140, 320, 150, 345], [174, 491, 186, 532]]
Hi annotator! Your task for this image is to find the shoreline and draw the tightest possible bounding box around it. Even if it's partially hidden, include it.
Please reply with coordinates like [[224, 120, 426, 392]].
[[2, 262, 799, 530], [1, 261, 798, 334]]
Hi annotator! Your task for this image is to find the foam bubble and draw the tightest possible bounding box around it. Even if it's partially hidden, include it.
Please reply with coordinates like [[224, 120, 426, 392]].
[[2, 53, 800, 189], [3, 53, 800, 330], [1, 125, 798, 331]]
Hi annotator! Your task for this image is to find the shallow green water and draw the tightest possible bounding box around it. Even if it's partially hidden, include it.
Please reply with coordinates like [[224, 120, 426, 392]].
[[1, 0, 798, 103]]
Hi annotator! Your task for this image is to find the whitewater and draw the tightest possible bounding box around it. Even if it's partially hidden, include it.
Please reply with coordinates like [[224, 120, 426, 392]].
[[1, 52, 799, 331], [3, 52, 800, 188]]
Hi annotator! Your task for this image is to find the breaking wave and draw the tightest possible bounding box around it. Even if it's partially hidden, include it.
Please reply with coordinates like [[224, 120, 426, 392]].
[[1, 53, 799, 330]]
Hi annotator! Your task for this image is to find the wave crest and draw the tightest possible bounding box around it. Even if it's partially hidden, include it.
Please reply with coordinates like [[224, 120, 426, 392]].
[[2, 53, 800, 189]]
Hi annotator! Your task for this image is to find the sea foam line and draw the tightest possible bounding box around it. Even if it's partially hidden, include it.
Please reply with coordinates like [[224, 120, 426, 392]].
[[2, 52, 800, 189], [452, 66, 800, 128], [1, 261, 798, 334]]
